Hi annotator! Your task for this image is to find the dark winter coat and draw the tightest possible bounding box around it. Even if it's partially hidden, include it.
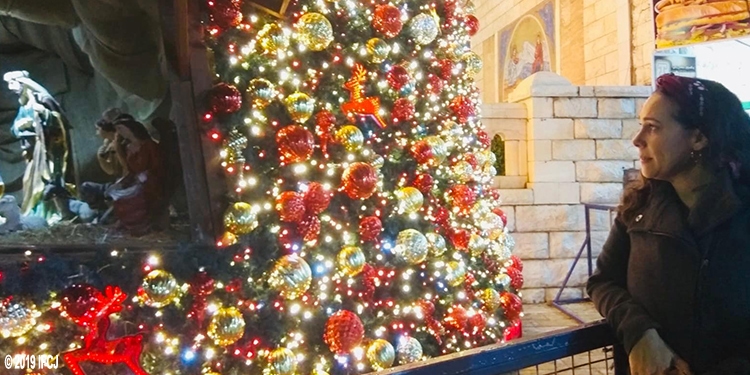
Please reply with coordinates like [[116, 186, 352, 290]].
[[587, 172, 750, 374]]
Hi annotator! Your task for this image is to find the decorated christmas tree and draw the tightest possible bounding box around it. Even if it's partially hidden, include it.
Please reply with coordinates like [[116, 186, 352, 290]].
[[0, 0, 523, 374]]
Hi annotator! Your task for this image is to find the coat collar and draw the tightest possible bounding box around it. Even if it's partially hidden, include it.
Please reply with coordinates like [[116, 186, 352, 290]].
[[628, 171, 748, 239]]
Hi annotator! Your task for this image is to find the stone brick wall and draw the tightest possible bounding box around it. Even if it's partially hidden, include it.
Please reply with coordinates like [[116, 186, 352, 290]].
[[632, 0, 655, 85], [482, 72, 652, 303]]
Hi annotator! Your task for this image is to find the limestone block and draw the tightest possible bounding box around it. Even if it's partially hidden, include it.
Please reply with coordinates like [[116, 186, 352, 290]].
[[529, 140, 552, 162], [520, 288, 546, 304], [509, 71, 575, 101], [483, 118, 527, 141], [589, 208, 618, 231], [530, 85, 579, 97], [497, 205, 516, 232], [511, 232, 550, 259], [622, 118, 640, 139], [523, 259, 590, 288], [545, 287, 584, 303], [574, 119, 622, 139], [481, 103, 528, 118], [579, 86, 596, 97], [494, 189, 534, 205], [529, 161, 576, 182], [554, 98, 598, 118], [594, 86, 652, 97], [523, 97, 554, 118], [552, 140, 596, 160], [549, 231, 610, 258], [505, 141, 520, 176], [516, 205, 584, 232], [581, 183, 623, 204], [519, 141, 529, 176], [529, 118, 575, 140], [493, 176, 527, 189], [596, 139, 639, 159], [636, 98, 648, 116], [598, 98, 636, 118], [576, 160, 634, 182], [529, 182, 581, 204]]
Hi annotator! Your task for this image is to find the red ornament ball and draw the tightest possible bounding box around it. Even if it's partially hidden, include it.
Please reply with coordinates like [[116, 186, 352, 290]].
[[433, 205, 450, 225], [476, 130, 491, 148], [60, 284, 103, 319], [410, 140, 434, 165], [464, 154, 478, 169], [341, 162, 379, 199], [276, 191, 306, 223], [500, 291, 523, 321], [427, 74, 444, 95], [372, 4, 403, 38], [450, 95, 476, 123], [298, 214, 321, 242], [276, 125, 314, 163], [506, 266, 524, 290], [468, 312, 486, 332], [189, 271, 215, 297], [447, 184, 476, 212], [359, 216, 383, 242], [418, 299, 435, 315], [449, 228, 471, 250], [508, 254, 523, 272], [304, 182, 332, 215], [391, 98, 415, 123], [209, 0, 243, 29], [387, 66, 411, 91], [208, 83, 243, 115], [444, 305, 468, 330], [503, 318, 523, 341], [413, 173, 434, 194], [315, 110, 337, 134], [492, 208, 508, 227], [323, 310, 365, 354], [464, 15, 479, 36], [438, 59, 455, 80]]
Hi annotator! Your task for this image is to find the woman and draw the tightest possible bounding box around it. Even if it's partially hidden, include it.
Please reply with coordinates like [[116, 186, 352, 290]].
[[587, 74, 750, 375]]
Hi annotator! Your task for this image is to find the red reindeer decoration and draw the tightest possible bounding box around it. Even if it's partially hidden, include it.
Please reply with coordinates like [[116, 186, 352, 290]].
[[341, 63, 387, 128], [60, 284, 148, 375]]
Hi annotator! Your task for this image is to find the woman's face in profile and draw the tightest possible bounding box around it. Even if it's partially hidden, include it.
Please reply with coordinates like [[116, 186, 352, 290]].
[[633, 92, 697, 182]]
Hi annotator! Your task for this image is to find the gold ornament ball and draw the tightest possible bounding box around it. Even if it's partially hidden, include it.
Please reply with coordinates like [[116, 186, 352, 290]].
[[0, 300, 37, 338], [219, 231, 238, 247], [269, 255, 313, 299], [425, 233, 447, 256], [258, 23, 290, 53], [495, 273, 512, 291], [468, 234, 489, 256], [423, 136, 448, 163], [335, 125, 364, 151], [285, 92, 315, 123], [368, 339, 395, 370], [395, 186, 424, 214], [141, 270, 180, 308], [409, 13, 439, 45], [268, 348, 297, 375], [338, 246, 366, 276], [224, 202, 259, 235], [296, 13, 334, 51], [452, 160, 474, 183], [367, 38, 391, 63], [480, 212, 505, 240], [461, 51, 483, 76], [247, 78, 278, 109], [207, 306, 246, 346], [480, 288, 501, 311], [370, 154, 385, 170], [445, 261, 467, 287], [396, 337, 423, 364], [395, 229, 429, 265]]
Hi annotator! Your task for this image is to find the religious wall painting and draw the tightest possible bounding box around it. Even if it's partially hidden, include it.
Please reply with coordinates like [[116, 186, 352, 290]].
[[498, 0, 556, 101]]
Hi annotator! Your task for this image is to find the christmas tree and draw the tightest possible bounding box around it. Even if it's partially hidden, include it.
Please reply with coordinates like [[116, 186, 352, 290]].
[[0, 0, 523, 374]]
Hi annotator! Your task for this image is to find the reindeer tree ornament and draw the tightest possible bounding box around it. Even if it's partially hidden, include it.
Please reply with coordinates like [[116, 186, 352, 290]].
[[59, 284, 149, 375], [341, 63, 387, 129]]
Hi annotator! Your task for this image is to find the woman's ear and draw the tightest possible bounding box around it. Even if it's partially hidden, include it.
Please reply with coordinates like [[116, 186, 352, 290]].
[[692, 129, 709, 151]]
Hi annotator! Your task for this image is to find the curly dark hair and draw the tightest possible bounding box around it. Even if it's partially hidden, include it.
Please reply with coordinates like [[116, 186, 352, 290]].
[[619, 74, 750, 223]]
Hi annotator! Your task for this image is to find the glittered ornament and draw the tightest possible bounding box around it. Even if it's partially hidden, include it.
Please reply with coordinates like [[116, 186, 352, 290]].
[[269, 255, 312, 299], [359, 216, 383, 242], [368, 339, 395, 370], [140, 270, 180, 308], [372, 4, 403, 38], [506, 266, 524, 290], [425, 233, 447, 256], [447, 184, 476, 212], [369, 153, 385, 169], [391, 98, 415, 122], [342, 162, 379, 199], [468, 234, 490, 256], [493, 208, 509, 227], [464, 14, 479, 36], [438, 58, 455, 80], [449, 228, 471, 250], [396, 336, 423, 364], [367, 38, 391, 63], [444, 305, 468, 330], [413, 173, 434, 194], [500, 291, 523, 320], [323, 310, 365, 354], [338, 246, 366, 276], [452, 160, 475, 182], [207, 306, 245, 346], [409, 13, 439, 45], [508, 254, 523, 271], [208, 83, 242, 115], [222, 129, 248, 169], [395, 186, 424, 213], [296, 13, 334, 51], [480, 212, 505, 240], [258, 23, 290, 53], [335, 125, 365, 151], [285, 92, 315, 123], [427, 73, 444, 95], [450, 95, 476, 123], [424, 136, 448, 163], [461, 51, 483, 76], [0, 299, 37, 338], [387, 65, 411, 90], [276, 192, 306, 223], [445, 261, 467, 286], [209, 0, 243, 29], [395, 229, 429, 264], [304, 182, 332, 214], [276, 125, 314, 163], [468, 311, 486, 333], [298, 214, 321, 242], [479, 288, 501, 311], [477, 129, 491, 148], [247, 78, 278, 109], [224, 201, 259, 235], [268, 348, 297, 375], [433, 205, 450, 226], [410, 140, 434, 164]]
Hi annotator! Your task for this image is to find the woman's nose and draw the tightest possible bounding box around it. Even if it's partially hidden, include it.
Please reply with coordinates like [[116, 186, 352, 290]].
[[632, 129, 645, 149]]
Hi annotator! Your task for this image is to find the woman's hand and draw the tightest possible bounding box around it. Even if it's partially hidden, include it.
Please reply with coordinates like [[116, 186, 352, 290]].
[[629, 329, 692, 375]]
